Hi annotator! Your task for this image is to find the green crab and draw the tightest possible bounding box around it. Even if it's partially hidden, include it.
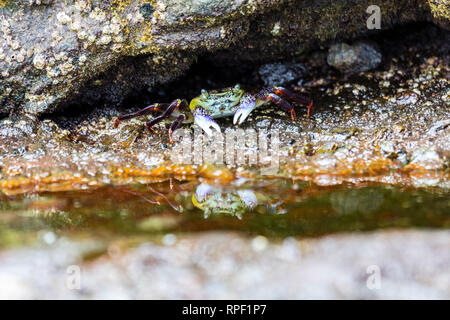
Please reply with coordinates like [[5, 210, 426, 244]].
[[192, 183, 258, 219], [114, 84, 312, 143], [192, 183, 285, 219]]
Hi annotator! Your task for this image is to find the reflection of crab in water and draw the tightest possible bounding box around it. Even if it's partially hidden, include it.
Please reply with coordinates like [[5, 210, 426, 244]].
[[191, 183, 285, 219], [114, 84, 312, 143]]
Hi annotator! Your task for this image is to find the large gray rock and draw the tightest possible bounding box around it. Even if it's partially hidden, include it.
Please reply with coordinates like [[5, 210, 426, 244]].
[[0, 0, 444, 114], [327, 41, 382, 74], [258, 62, 306, 86]]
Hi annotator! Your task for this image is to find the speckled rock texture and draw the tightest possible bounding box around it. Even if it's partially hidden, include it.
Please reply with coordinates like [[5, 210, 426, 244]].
[[258, 62, 306, 86], [0, 0, 446, 114], [1, 24, 449, 194]]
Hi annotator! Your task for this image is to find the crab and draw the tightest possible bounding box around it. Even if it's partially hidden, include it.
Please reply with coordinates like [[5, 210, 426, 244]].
[[113, 84, 312, 143], [192, 183, 286, 218], [192, 183, 258, 218]]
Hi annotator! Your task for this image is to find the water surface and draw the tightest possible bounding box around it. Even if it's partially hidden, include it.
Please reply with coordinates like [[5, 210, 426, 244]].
[[1, 180, 448, 248]]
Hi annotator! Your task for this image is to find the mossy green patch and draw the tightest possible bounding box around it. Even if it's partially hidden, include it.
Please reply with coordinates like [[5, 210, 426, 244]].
[[0, 0, 17, 10], [428, 0, 450, 19]]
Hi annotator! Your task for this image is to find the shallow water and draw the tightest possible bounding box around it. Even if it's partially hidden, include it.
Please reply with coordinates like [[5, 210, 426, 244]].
[[1, 180, 448, 248]]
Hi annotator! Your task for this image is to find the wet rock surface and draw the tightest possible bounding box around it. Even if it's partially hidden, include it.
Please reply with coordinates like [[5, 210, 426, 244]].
[[0, 230, 448, 299], [258, 62, 306, 86], [0, 7, 449, 300], [0, 24, 448, 194], [0, 0, 445, 114]]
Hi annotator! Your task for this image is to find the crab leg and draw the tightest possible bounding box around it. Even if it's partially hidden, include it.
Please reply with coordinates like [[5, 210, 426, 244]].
[[145, 99, 186, 132], [265, 93, 296, 121], [168, 114, 187, 144], [272, 86, 313, 118], [113, 103, 169, 128]]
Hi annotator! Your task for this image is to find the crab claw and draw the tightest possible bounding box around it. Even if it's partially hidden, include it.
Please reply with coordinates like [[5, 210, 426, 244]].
[[195, 183, 214, 202], [194, 113, 221, 137], [237, 190, 258, 209], [233, 97, 256, 125]]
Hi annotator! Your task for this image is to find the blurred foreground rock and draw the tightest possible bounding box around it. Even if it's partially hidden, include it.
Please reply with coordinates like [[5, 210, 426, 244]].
[[0, 230, 448, 299]]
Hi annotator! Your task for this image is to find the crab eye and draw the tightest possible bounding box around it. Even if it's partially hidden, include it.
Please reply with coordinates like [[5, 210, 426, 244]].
[[201, 89, 208, 97], [234, 84, 240, 91]]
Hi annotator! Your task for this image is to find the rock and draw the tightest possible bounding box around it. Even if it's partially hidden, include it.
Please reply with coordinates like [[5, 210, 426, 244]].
[[1, 32, 449, 193], [428, 0, 450, 29], [427, 119, 450, 137], [0, 230, 448, 299], [0, 114, 38, 140], [0, 0, 442, 114], [396, 91, 419, 106], [258, 62, 306, 86], [327, 41, 382, 74], [410, 147, 443, 169]]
